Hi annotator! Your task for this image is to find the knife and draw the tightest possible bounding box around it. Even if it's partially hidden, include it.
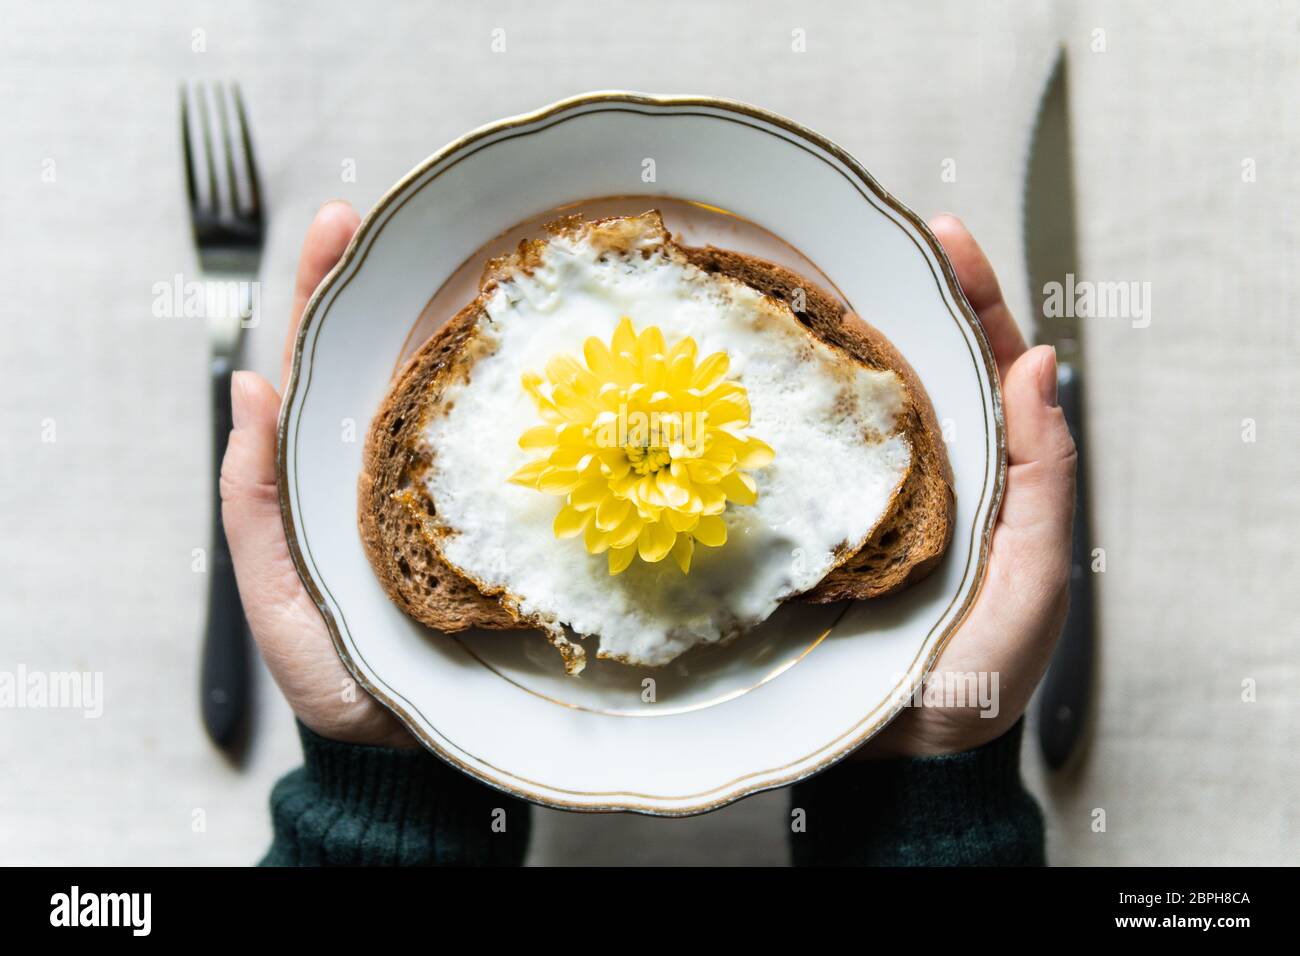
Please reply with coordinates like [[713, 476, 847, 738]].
[[1024, 50, 1096, 770]]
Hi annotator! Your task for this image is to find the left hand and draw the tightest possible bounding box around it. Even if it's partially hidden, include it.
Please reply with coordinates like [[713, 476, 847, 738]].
[[221, 200, 416, 749]]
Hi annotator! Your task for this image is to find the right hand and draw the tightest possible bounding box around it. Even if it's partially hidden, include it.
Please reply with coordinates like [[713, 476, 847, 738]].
[[856, 214, 1077, 759]]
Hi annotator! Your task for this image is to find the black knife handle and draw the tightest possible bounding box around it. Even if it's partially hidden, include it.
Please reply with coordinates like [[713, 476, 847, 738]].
[[1036, 361, 1094, 769], [201, 359, 250, 750]]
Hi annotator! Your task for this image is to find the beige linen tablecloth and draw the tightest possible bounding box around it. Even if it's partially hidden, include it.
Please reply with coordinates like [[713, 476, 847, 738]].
[[1, 0, 1295, 865]]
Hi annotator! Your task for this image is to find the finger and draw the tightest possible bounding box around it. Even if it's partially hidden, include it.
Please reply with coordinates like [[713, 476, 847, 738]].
[[282, 200, 362, 390], [221, 371, 312, 620], [934, 346, 1075, 699], [998, 345, 1076, 543], [929, 214, 1028, 379]]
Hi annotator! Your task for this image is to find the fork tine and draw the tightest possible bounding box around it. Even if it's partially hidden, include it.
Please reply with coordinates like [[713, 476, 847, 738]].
[[214, 81, 242, 214], [231, 83, 263, 225], [196, 81, 220, 214], [180, 84, 199, 214]]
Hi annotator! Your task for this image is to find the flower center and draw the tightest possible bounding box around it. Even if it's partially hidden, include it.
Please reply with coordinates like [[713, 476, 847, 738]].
[[626, 444, 672, 475]]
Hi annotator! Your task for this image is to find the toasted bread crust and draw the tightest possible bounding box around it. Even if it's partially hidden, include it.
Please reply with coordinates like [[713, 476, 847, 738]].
[[358, 297, 519, 632], [679, 247, 956, 601], [358, 215, 955, 649]]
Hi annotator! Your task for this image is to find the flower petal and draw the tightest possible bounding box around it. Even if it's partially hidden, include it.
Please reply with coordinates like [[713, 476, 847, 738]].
[[551, 383, 601, 420], [518, 425, 558, 449], [737, 437, 775, 468], [667, 352, 695, 390], [520, 371, 551, 409], [556, 422, 590, 445], [637, 325, 666, 360], [609, 510, 643, 548], [671, 533, 694, 573], [693, 514, 728, 547], [655, 470, 691, 509], [538, 467, 582, 495], [595, 494, 632, 531], [553, 505, 591, 539], [666, 508, 699, 533], [692, 351, 730, 391], [702, 381, 746, 406], [638, 474, 666, 507], [570, 479, 608, 511], [642, 353, 667, 389], [608, 544, 637, 575], [610, 471, 640, 497], [667, 335, 697, 365], [507, 458, 548, 487], [720, 470, 758, 506], [547, 445, 589, 469], [583, 337, 618, 378], [637, 519, 677, 563], [584, 520, 611, 554], [707, 399, 749, 427], [702, 440, 737, 468], [546, 353, 588, 387], [685, 459, 727, 484], [697, 482, 726, 515], [611, 316, 638, 357]]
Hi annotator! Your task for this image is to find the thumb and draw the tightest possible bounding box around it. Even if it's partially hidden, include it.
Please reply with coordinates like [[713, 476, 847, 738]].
[[221, 371, 300, 609], [997, 344, 1077, 554]]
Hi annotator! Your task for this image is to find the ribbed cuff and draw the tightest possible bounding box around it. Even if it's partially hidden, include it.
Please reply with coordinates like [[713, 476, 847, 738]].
[[789, 720, 1046, 866], [259, 722, 531, 867]]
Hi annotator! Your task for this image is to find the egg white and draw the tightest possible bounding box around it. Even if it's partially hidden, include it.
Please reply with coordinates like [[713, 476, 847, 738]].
[[423, 220, 910, 668]]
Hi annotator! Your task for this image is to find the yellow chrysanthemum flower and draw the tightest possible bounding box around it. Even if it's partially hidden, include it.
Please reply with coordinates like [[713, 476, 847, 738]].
[[508, 317, 775, 575]]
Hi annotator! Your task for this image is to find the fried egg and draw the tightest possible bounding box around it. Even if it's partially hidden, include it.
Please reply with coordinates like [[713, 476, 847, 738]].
[[423, 215, 911, 669]]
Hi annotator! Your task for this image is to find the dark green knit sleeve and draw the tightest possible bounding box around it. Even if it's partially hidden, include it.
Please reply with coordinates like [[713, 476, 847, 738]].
[[260, 722, 531, 866], [789, 720, 1045, 866]]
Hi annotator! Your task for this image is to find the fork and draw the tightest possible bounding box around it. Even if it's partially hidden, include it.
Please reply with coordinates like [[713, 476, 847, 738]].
[[181, 81, 265, 753]]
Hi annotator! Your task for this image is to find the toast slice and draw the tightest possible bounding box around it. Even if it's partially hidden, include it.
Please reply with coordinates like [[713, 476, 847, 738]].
[[358, 212, 955, 671]]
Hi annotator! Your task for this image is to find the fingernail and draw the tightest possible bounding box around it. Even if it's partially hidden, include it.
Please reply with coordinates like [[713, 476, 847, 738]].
[[231, 371, 253, 429], [1039, 346, 1059, 407], [319, 198, 350, 212]]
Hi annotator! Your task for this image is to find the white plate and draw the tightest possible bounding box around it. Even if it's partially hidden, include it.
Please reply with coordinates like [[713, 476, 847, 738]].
[[278, 92, 1004, 815]]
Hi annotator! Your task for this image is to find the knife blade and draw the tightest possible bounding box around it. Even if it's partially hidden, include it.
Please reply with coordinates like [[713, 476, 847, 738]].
[[1024, 49, 1096, 770]]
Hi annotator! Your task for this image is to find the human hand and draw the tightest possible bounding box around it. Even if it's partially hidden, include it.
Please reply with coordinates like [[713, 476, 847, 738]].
[[857, 215, 1077, 758], [221, 201, 416, 749]]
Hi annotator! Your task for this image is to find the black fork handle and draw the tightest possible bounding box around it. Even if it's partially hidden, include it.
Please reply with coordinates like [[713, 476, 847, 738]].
[[1036, 361, 1094, 769], [201, 359, 250, 750]]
